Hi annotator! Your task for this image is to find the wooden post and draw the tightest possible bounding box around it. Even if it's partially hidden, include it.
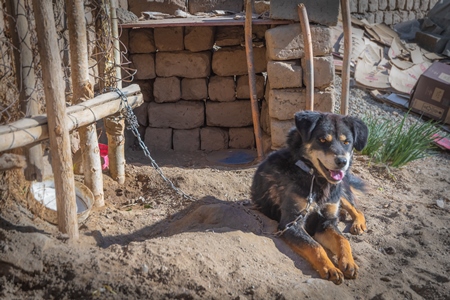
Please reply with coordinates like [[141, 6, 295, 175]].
[[105, 0, 126, 184], [244, 0, 264, 161], [66, 0, 105, 207], [340, 0, 351, 115], [32, 0, 79, 239], [6, 0, 43, 181], [298, 4, 314, 111]]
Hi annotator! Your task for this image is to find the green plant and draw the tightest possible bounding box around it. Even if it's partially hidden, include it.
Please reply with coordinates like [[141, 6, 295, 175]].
[[361, 112, 442, 168]]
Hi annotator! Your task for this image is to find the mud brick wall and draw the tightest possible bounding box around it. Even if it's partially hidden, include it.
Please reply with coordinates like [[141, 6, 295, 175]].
[[126, 22, 335, 152]]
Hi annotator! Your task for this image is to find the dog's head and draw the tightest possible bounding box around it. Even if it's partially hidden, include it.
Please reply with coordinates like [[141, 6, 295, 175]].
[[288, 111, 368, 184]]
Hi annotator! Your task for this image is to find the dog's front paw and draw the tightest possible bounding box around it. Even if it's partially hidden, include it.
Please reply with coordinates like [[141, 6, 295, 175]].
[[319, 266, 344, 285], [350, 216, 367, 235], [339, 259, 359, 279]]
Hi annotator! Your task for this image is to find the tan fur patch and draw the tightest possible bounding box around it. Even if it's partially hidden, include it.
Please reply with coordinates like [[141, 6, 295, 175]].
[[325, 134, 333, 142], [339, 134, 347, 142]]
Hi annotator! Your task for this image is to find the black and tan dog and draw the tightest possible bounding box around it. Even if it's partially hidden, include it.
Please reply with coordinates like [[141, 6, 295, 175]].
[[251, 111, 369, 285]]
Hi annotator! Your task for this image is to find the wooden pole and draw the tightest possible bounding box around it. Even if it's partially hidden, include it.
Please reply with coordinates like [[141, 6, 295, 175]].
[[0, 85, 142, 152], [32, 0, 78, 239], [66, 0, 104, 207], [340, 0, 351, 115], [244, 0, 264, 161], [6, 0, 43, 181], [105, 0, 126, 184], [298, 4, 314, 111]]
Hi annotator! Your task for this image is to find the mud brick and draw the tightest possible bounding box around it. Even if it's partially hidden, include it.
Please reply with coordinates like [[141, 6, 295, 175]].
[[229, 127, 255, 149], [236, 75, 265, 99], [153, 77, 180, 103], [212, 46, 266, 76], [144, 127, 172, 151], [134, 80, 154, 102], [267, 60, 302, 89], [173, 128, 200, 151], [270, 118, 293, 149], [129, 0, 186, 16], [358, 0, 369, 12], [301, 56, 334, 89], [206, 101, 252, 127], [181, 78, 208, 100], [269, 0, 339, 26], [265, 24, 332, 61], [208, 76, 236, 102], [379, 0, 388, 9], [148, 101, 204, 129], [133, 102, 149, 127], [200, 127, 229, 151], [129, 29, 156, 53], [154, 27, 184, 52], [130, 54, 155, 79], [184, 27, 215, 52], [188, 0, 243, 14], [397, 0, 406, 9], [156, 51, 211, 78], [215, 26, 244, 47], [260, 99, 271, 135], [368, 0, 379, 11]]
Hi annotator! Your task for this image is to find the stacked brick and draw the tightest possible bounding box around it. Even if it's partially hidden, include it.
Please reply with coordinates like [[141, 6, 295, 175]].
[[127, 25, 267, 152], [350, 0, 438, 25], [264, 24, 335, 149]]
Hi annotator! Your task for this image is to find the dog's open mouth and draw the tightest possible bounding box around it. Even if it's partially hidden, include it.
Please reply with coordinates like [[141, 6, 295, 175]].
[[318, 160, 345, 182]]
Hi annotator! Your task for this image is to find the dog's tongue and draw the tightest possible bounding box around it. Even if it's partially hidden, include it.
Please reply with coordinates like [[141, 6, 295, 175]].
[[330, 170, 345, 181]]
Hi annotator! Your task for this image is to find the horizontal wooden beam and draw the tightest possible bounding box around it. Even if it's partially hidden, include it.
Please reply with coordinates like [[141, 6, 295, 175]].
[[0, 84, 142, 152]]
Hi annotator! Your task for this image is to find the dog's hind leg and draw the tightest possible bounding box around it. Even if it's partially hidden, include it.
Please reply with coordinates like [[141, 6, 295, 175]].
[[341, 197, 366, 235], [282, 226, 345, 285], [314, 225, 359, 279]]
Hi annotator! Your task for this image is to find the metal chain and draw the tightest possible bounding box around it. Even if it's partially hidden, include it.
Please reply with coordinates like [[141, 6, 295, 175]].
[[111, 87, 196, 202]]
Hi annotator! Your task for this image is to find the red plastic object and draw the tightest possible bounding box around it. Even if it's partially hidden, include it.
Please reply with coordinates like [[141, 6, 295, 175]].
[[99, 143, 109, 170]]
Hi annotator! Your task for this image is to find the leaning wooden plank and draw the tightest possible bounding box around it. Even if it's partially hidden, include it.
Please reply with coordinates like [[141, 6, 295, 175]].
[[0, 84, 142, 152], [32, 0, 78, 239]]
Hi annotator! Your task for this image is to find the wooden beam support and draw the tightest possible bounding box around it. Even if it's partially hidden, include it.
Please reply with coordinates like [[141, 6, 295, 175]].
[[340, 0, 352, 116], [32, 0, 78, 239], [244, 0, 264, 161], [0, 85, 142, 152]]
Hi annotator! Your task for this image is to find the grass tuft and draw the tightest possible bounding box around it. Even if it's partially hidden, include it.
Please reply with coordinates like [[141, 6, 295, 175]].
[[361, 112, 443, 168]]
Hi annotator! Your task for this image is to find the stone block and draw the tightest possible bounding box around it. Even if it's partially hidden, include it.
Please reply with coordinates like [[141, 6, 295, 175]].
[[156, 51, 211, 78], [384, 11, 393, 25], [413, 0, 420, 9], [215, 26, 244, 47], [358, 0, 369, 13], [368, 0, 378, 11], [206, 101, 252, 127], [120, 28, 130, 54], [144, 127, 172, 151], [134, 79, 154, 102], [375, 11, 384, 24], [212, 46, 266, 76], [184, 27, 215, 52], [208, 76, 236, 102], [268, 88, 334, 120], [350, 0, 358, 13], [181, 78, 208, 100], [130, 54, 155, 79], [154, 27, 184, 52], [270, 118, 293, 149], [173, 128, 200, 151], [153, 77, 180, 103], [253, 25, 269, 40], [388, 0, 396, 10], [148, 101, 204, 129], [405, 0, 414, 10], [236, 75, 264, 99], [393, 12, 401, 24], [129, 0, 186, 16], [397, 0, 406, 9], [420, 0, 430, 10], [129, 29, 156, 53], [188, 0, 243, 14], [200, 127, 229, 151], [262, 132, 272, 155], [415, 31, 449, 53], [254, 1, 270, 14], [379, 0, 388, 9], [301, 56, 334, 89], [133, 102, 149, 127], [267, 60, 302, 89], [270, 0, 339, 26], [365, 13, 375, 24], [265, 24, 332, 61], [229, 127, 255, 149]]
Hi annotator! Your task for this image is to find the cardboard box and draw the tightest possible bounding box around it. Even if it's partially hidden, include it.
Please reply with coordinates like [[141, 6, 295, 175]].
[[410, 62, 450, 125]]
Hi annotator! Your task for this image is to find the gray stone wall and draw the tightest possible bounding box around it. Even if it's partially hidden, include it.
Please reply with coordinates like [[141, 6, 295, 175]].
[[350, 0, 438, 25]]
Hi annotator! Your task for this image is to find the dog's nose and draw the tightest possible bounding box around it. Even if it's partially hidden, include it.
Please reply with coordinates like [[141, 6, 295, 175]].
[[335, 157, 347, 168]]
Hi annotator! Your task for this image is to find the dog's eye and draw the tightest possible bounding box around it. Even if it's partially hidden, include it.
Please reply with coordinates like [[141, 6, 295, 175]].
[[319, 138, 327, 143]]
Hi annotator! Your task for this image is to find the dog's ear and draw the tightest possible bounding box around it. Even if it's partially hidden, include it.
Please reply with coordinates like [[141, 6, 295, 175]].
[[294, 111, 322, 142], [343, 116, 369, 151]]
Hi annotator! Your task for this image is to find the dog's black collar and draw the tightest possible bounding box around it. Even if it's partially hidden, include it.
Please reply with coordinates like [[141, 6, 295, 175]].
[[295, 159, 314, 175]]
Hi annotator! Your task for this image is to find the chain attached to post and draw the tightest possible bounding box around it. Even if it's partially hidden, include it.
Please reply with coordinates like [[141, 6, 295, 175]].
[[111, 88, 196, 202]]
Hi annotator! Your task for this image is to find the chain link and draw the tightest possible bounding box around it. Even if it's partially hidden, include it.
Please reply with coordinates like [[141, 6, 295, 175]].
[[111, 87, 196, 202]]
